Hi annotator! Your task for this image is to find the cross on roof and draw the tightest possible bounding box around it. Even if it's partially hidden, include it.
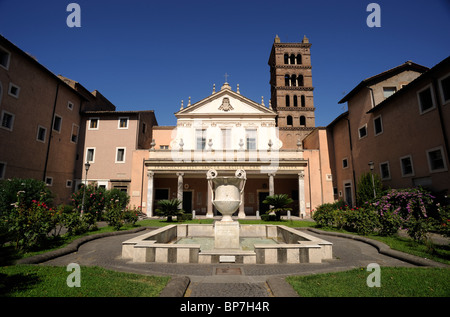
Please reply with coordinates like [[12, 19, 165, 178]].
[[224, 72, 230, 83]]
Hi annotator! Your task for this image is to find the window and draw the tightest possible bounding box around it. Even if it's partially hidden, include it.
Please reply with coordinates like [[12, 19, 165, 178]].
[[296, 54, 302, 64], [284, 54, 289, 65], [53, 114, 62, 132], [284, 75, 290, 86], [400, 155, 414, 177], [373, 116, 383, 136], [71, 124, 79, 143], [0, 162, 6, 179], [291, 74, 297, 87], [66, 180, 73, 188], [195, 129, 206, 150], [0, 46, 10, 70], [118, 117, 128, 129], [301, 95, 306, 107], [246, 129, 257, 150], [67, 101, 74, 110], [342, 158, 348, 169], [155, 188, 169, 200], [300, 116, 306, 126], [36, 126, 47, 143], [285, 95, 290, 107], [439, 73, 450, 104], [426, 146, 447, 172], [297, 75, 304, 87], [290, 54, 296, 65], [222, 128, 232, 149], [1, 111, 14, 131], [159, 145, 169, 150], [293, 95, 298, 107], [286, 115, 293, 126], [417, 84, 436, 114], [383, 87, 397, 98], [142, 122, 147, 134], [89, 118, 99, 130], [45, 177, 53, 186], [380, 162, 391, 180], [358, 124, 367, 139], [8, 83, 20, 98], [86, 148, 95, 163], [116, 148, 126, 163]]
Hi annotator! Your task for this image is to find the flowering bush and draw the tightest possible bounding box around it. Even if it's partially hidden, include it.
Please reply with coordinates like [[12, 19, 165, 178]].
[[71, 184, 106, 226], [374, 188, 435, 241], [7, 197, 58, 250]]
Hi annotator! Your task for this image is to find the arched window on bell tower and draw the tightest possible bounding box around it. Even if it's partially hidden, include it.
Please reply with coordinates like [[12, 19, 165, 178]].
[[285, 74, 290, 86], [285, 95, 290, 107], [291, 74, 297, 87], [293, 95, 298, 107], [296, 54, 302, 64], [301, 95, 306, 107], [287, 115, 293, 126], [300, 115, 306, 126], [284, 54, 289, 65], [298, 75, 304, 87], [290, 54, 295, 65]]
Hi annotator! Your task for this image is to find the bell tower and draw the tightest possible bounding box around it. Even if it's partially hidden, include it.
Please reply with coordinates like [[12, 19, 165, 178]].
[[268, 35, 315, 148]]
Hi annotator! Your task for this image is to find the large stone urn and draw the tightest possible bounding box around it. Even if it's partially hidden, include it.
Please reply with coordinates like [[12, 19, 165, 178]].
[[207, 169, 246, 249], [207, 169, 246, 222]]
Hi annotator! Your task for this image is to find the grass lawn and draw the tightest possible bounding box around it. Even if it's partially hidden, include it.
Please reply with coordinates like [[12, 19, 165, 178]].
[[0, 265, 170, 297], [286, 267, 450, 297]]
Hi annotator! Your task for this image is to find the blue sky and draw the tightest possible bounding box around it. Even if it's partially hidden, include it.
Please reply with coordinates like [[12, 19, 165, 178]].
[[1, 0, 449, 127]]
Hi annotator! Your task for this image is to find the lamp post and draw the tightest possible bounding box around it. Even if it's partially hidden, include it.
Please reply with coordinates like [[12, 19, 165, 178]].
[[368, 161, 376, 199], [81, 161, 90, 215]]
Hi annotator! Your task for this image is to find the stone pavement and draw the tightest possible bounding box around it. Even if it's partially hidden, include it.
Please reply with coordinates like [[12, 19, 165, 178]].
[[22, 224, 449, 298]]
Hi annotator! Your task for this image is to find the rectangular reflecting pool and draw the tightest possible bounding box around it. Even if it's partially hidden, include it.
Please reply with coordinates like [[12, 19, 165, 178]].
[[175, 237, 280, 251], [122, 224, 333, 264]]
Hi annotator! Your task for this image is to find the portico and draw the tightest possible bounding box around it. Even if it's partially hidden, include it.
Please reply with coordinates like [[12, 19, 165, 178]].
[[144, 152, 308, 218]]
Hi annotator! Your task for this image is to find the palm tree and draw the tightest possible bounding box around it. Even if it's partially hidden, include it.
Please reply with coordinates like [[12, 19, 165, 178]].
[[155, 199, 184, 222], [263, 194, 293, 221]]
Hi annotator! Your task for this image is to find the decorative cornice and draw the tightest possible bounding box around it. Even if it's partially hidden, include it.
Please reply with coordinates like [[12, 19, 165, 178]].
[[278, 126, 315, 131], [275, 65, 312, 69], [276, 107, 315, 112], [274, 43, 311, 49], [276, 86, 314, 91]]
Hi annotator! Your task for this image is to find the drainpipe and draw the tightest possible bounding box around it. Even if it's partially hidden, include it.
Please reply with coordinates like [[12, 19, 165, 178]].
[[43, 82, 60, 182], [345, 116, 357, 204], [433, 79, 450, 165]]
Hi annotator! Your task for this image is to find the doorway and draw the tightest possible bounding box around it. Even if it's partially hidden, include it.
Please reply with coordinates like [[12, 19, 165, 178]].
[[258, 191, 270, 215], [344, 182, 353, 207], [183, 191, 193, 213]]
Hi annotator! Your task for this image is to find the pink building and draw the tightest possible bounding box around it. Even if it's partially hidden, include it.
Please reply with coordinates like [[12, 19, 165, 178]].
[[0, 35, 115, 204], [327, 57, 450, 205]]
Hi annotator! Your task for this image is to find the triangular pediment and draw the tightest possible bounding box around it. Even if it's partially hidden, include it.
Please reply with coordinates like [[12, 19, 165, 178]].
[[175, 85, 276, 118]]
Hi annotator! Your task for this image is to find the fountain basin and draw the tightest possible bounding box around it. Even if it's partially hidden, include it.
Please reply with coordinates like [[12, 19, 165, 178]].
[[122, 224, 332, 264]]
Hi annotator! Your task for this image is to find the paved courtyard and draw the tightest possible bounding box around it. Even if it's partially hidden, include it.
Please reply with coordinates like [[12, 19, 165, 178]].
[[33, 226, 448, 297]]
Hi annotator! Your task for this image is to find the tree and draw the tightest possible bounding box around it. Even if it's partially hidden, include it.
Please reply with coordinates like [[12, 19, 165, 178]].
[[262, 194, 293, 221], [356, 172, 383, 206], [155, 199, 184, 222]]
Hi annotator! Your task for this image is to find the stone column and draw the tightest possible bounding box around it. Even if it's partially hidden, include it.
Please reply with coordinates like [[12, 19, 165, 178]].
[[298, 171, 306, 218], [177, 172, 184, 209], [146, 171, 154, 217], [268, 173, 275, 196], [206, 181, 213, 218]]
